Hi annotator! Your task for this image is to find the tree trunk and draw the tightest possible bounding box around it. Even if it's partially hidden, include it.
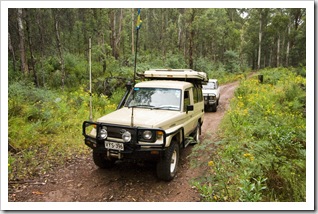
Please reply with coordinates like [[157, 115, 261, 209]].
[[102, 33, 108, 75], [269, 48, 272, 67], [257, 10, 262, 70], [53, 9, 65, 88], [8, 32, 16, 72], [36, 9, 45, 87], [161, 9, 166, 60], [277, 34, 280, 67], [109, 9, 119, 60], [25, 9, 39, 87], [286, 18, 291, 67], [177, 14, 182, 51], [189, 29, 194, 69], [188, 9, 195, 69], [17, 8, 28, 74], [114, 9, 123, 60]]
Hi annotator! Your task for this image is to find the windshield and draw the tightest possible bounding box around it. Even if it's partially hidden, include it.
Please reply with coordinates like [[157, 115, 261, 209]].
[[203, 82, 216, 90], [125, 88, 181, 111]]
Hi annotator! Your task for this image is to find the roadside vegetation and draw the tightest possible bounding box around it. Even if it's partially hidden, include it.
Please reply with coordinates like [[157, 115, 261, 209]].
[[8, 52, 247, 181], [191, 67, 306, 202], [7, 8, 307, 201], [8, 80, 124, 180]]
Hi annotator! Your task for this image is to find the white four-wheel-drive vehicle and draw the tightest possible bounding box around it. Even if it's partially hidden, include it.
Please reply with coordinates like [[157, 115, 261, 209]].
[[202, 79, 220, 112], [82, 69, 207, 181]]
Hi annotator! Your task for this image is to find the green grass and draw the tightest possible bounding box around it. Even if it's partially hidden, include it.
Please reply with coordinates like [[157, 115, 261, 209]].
[[191, 67, 306, 202], [8, 81, 123, 180]]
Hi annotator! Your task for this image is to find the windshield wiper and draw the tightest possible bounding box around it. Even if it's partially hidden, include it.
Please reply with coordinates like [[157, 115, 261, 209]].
[[128, 104, 155, 109], [152, 105, 179, 110]]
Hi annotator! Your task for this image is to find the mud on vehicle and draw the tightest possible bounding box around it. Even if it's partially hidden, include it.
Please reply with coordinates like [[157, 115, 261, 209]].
[[82, 69, 207, 181]]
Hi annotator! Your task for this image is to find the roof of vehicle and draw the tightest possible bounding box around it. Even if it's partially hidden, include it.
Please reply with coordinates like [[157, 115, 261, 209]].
[[135, 80, 193, 89], [208, 79, 218, 82], [144, 69, 208, 83]]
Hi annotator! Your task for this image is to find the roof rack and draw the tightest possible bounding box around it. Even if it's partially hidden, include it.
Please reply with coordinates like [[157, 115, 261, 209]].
[[144, 69, 208, 84]]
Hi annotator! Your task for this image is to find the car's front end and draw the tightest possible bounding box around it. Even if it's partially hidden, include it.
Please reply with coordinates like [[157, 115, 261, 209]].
[[82, 80, 186, 161], [83, 120, 168, 161], [202, 79, 219, 112], [203, 92, 217, 106]]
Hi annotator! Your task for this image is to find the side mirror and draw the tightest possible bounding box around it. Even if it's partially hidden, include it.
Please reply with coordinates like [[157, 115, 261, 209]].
[[186, 105, 194, 113], [126, 81, 132, 90]]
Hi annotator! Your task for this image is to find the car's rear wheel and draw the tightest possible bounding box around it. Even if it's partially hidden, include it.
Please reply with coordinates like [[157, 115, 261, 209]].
[[93, 151, 115, 168], [156, 142, 179, 181]]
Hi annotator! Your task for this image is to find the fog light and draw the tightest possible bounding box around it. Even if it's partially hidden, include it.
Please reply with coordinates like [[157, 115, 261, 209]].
[[151, 151, 159, 155]]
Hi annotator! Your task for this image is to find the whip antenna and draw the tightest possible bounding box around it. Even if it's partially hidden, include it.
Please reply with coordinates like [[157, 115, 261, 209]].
[[131, 8, 142, 127], [89, 37, 93, 121], [133, 8, 142, 87]]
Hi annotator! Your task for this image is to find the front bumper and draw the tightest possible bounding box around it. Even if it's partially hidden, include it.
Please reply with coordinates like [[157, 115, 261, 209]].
[[82, 121, 168, 160]]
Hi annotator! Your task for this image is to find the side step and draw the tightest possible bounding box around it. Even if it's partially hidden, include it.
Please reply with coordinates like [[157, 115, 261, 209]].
[[184, 139, 192, 148]]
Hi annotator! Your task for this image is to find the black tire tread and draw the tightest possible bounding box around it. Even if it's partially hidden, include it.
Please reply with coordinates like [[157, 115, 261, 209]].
[[93, 151, 115, 169], [156, 142, 179, 181]]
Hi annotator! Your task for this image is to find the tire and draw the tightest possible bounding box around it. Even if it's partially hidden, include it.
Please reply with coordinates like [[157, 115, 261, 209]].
[[211, 103, 217, 112], [93, 151, 115, 169], [156, 142, 179, 181]]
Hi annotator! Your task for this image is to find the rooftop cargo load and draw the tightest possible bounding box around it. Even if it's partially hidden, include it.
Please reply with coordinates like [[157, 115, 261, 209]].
[[144, 69, 208, 84]]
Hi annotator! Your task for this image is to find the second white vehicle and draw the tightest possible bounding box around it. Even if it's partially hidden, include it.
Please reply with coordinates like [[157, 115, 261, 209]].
[[202, 79, 220, 112]]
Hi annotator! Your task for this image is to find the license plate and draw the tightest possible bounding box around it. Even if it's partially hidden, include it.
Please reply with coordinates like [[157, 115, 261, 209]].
[[105, 141, 124, 151]]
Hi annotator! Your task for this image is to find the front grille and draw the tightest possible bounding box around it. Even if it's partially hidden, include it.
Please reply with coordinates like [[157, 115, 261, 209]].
[[210, 96, 216, 100], [106, 126, 137, 140]]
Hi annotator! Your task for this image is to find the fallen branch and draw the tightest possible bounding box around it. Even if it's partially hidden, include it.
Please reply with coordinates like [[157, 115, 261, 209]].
[[9, 180, 46, 185]]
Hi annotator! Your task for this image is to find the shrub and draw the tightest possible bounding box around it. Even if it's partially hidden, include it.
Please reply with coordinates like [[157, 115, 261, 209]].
[[192, 67, 306, 201], [8, 81, 119, 181], [224, 50, 240, 73]]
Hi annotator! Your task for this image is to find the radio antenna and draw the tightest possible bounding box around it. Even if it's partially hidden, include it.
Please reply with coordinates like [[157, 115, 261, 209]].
[[89, 37, 93, 121], [131, 8, 142, 127], [133, 8, 142, 87]]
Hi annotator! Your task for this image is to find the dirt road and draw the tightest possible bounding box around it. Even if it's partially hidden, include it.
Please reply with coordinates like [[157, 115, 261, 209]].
[[8, 80, 239, 203]]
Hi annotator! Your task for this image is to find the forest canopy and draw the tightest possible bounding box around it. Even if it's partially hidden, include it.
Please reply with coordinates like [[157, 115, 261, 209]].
[[8, 8, 306, 90]]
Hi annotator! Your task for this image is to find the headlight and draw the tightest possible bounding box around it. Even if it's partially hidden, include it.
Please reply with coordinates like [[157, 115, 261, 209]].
[[143, 130, 153, 140], [100, 128, 108, 139], [122, 131, 131, 142]]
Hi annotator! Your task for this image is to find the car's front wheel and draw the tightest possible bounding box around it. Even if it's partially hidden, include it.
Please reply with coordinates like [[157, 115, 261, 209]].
[[93, 151, 115, 169], [156, 142, 179, 181], [211, 103, 217, 112]]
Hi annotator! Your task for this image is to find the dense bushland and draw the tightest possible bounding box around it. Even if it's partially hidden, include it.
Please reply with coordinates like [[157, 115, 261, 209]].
[[8, 51, 248, 181], [191, 67, 306, 201], [8, 79, 124, 180], [7, 8, 308, 203]]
